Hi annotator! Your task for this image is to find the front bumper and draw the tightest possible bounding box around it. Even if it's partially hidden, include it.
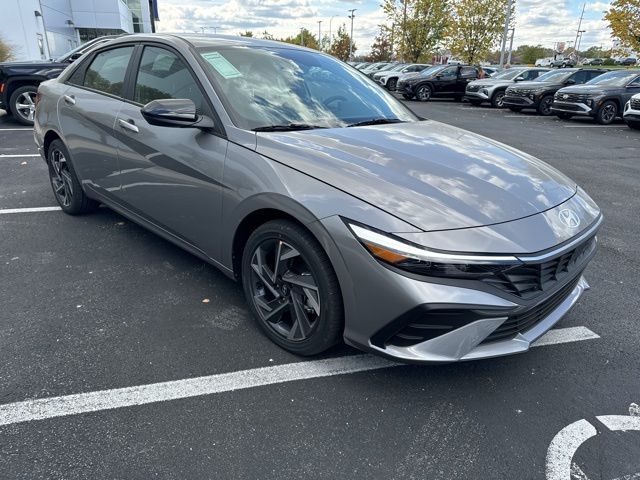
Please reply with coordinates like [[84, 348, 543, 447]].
[[503, 95, 536, 108], [551, 101, 595, 116], [320, 211, 600, 364]]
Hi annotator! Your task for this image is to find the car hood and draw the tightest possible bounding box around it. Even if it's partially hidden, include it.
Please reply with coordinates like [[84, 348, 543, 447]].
[[0, 60, 67, 74], [255, 121, 576, 232], [557, 85, 621, 95]]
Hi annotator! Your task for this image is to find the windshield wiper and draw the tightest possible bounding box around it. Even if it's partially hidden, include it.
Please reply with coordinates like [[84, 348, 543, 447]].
[[252, 123, 328, 132], [347, 118, 404, 127]]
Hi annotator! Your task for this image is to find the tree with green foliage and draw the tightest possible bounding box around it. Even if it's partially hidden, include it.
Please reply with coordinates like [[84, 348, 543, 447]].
[[382, 0, 450, 62], [368, 28, 394, 61], [605, 0, 640, 54], [282, 28, 319, 50], [515, 44, 553, 64], [447, 0, 514, 64], [261, 30, 275, 40], [329, 25, 355, 61], [239, 31, 254, 37], [0, 36, 14, 62]]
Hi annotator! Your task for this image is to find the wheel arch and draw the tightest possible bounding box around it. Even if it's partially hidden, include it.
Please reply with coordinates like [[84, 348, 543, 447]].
[[43, 129, 63, 160]]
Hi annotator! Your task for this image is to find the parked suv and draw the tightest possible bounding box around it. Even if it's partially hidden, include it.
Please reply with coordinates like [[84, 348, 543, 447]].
[[503, 68, 607, 115], [399, 64, 479, 101], [465, 67, 550, 108], [551, 57, 576, 68], [0, 35, 121, 125], [376, 63, 429, 91], [552, 70, 640, 124], [623, 93, 640, 129]]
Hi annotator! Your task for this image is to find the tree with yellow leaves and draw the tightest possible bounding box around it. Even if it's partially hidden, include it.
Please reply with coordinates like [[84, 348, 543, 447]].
[[446, 0, 514, 64], [605, 0, 640, 53]]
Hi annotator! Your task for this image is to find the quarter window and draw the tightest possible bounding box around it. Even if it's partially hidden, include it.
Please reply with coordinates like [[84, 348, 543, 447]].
[[82, 47, 134, 97], [134, 46, 206, 113]]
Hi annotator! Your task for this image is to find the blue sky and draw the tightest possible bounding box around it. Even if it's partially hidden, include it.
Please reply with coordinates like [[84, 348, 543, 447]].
[[156, 0, 614, 54]]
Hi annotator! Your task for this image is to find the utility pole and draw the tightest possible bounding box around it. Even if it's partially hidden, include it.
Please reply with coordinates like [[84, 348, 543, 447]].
[[576, 30, 586, 61], [328, 15, 336, 50], [348, 9, 356, 61], [507, 28, 515, 65], [402, 0, 407, 62], [317, 20, 322, 50], [300, 27, 305, 47], [499, 0, 514, 67], [573, 3, 586, 59]]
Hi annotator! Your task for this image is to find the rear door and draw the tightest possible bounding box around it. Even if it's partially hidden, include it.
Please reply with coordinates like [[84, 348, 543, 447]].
[[59, 45, 135, 195], [458, 67, 478, 94], [114, 44, 227, 259]]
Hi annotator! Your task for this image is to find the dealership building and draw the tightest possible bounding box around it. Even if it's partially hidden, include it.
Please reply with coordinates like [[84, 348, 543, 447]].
[[1, 0, 158, 61]]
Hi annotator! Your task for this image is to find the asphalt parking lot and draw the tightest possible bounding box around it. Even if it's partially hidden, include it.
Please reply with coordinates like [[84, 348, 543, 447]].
[[1, 101, 639, 480]]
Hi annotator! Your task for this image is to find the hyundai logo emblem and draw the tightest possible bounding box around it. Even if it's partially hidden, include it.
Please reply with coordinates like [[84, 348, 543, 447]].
[[558, 209, 581, 228], [562, 94, 569, 99]]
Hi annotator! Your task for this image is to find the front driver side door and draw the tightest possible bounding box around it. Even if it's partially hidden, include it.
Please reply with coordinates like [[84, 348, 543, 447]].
[[114, 44, 228, 261]]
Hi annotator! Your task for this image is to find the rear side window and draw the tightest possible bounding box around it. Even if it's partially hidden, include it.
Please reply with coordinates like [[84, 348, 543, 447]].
[[134, 46, 206, 113], [83, 46, 134, 97], [569, 70, 590, 84], [587, 70, 605, 81]]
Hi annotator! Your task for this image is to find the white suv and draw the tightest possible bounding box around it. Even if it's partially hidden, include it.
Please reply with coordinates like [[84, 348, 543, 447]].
[[623, 93, 640, 130]]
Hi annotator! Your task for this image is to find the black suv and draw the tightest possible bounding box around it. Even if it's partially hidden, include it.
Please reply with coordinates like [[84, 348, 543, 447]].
[[0, 36, 120, 125], [503, 68, 607, 115], [552, 70, 640, 124], [398, 64, 479, 101]]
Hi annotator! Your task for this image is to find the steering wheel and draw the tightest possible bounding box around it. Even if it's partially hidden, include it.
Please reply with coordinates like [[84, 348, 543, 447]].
[[323, 95, 348, 108]]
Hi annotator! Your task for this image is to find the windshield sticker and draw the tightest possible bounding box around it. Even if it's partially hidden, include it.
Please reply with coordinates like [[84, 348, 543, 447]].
[[201, 52, 243, 79]]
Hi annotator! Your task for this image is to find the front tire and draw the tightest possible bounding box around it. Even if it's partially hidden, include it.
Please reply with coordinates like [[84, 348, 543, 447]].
[[537, 95, 554, 116], [47, 139, 99, 215], [595, 101, 617, 125], [491, 90, 506, 108], [241, 220, 344, 356], [9, 85, 38, 126], [387, 78, 397, 91], [416, 84, 432, 102]]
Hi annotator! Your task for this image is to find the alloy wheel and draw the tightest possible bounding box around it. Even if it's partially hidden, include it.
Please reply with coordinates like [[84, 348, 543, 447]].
[[539, 97, 553, 115], [600, 104, 617, 124], [249, 239, 321, 342], [14, 91, 36, 123], [49, 148, 74, 207], [417, 85, 431, 101], [493, 91, 505, 108]]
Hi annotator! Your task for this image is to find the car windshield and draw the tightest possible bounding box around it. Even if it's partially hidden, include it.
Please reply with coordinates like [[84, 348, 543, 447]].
[[534, 70, 575, 82], [197, 46, 418, 130], [492, 68, 526, 80], [586, 70, 640, 86], [419, 65, 447, 77]]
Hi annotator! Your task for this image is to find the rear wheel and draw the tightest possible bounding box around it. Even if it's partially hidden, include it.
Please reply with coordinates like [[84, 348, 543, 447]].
[[556, 113, 573, 120], [47, 140, 99, 215], [241, 220, 344, 356], [9, 85, 38, 126], [416, 84, 432, 102], [491, 90, 506, 108], [595, 101, 617, 125]]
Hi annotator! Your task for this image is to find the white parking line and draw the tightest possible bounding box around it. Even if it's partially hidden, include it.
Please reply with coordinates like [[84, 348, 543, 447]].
[[0, 128, 33, 131], [0, 153, 40, 158], [0, 326, 599, 427], [0, 206, 61, 215], [563, 125, 625, 128]]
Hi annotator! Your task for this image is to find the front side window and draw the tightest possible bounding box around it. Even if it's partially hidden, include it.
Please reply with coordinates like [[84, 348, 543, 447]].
[[196, 46, 417, 130], [83, 46, 134, 97], [460, 67, 477, 77], [134, 46, 206, 113]]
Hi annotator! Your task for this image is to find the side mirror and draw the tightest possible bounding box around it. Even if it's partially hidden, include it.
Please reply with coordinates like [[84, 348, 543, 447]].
[[68, 52, 83, 63], [564, 79, 576, 85], [514, 76, 524, 82], [141, 98, 214, 129]]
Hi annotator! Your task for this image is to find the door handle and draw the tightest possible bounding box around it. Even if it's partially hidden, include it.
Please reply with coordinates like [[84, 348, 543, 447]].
[[118, 118, 139, 133], [63, 95, 75, 105]]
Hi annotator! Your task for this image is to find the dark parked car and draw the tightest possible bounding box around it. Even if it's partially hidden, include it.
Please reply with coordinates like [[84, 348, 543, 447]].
[[503, 68, 607, 115], [0, 35, 121, 125], [34, 34, 601, 363], [583, 58, 604, 66], [616, 57, 637, 66], [552, 70, 640, 124], [398, 64, 479, 101]]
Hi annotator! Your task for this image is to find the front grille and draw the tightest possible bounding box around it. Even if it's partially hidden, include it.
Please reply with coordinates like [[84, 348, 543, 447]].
[[554, 92, 590, 103], [481, 236, 595, 299], [481, 274, 582, 344], [467, 84, 480, 92], [506, 89, 532, 97], [631, 98, 640, 109]]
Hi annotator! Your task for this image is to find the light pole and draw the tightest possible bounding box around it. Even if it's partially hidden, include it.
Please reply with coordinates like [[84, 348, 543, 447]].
[[317, 20, 322, 50], [576, 30, 586, 61], [499, 0, 513, 67], [348, 9, 356, 61], [328, 15, 336, 50], [300, 27, 305, 47], [507, 28, 515, 65]]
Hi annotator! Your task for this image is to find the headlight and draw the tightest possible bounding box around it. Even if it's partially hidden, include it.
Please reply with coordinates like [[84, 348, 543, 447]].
[[348, 223, 521, 279]]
